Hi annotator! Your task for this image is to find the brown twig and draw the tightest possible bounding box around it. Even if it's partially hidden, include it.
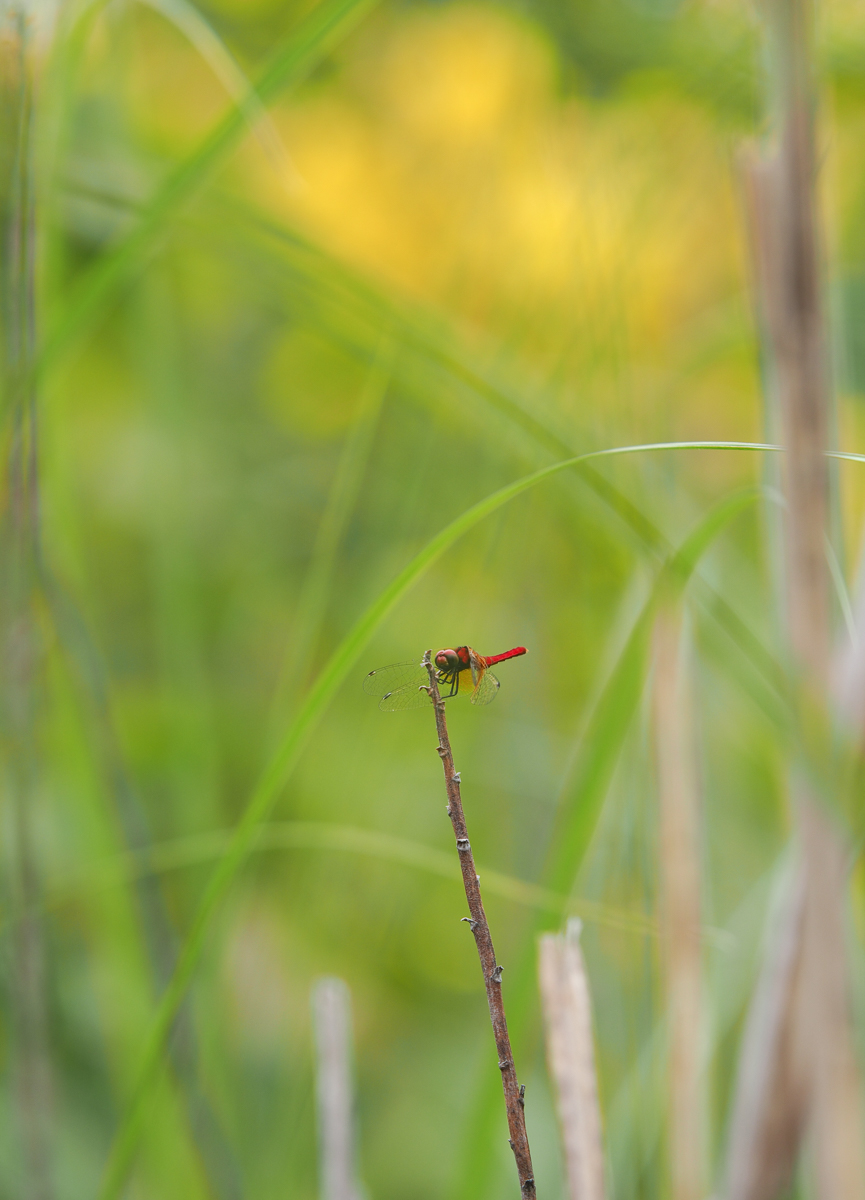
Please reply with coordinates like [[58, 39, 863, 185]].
[[422, 650, 536, 1200]]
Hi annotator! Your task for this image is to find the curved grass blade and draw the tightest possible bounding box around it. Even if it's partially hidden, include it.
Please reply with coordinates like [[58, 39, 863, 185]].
[[40, 0, 381, 380], [36, 821, 658, 940], [454, 488, 763, 1200], [231, 208, 796, 702], [95, 443, 843, 1200], [138, 0, 301, 186]]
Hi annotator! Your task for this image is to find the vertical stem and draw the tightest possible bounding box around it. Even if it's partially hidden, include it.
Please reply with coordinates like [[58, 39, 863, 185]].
[[769, 0, 830, 685], [731, 4, 865, 1198], [312, 977, 361, 1200], [0, 11, 53, 1199], [422, 651, 536, 1200], [722, 870, 808, 1200], [652, 608, 703, 1200], [538, 921, 605, 1200], [766, 5, 865, 1197]]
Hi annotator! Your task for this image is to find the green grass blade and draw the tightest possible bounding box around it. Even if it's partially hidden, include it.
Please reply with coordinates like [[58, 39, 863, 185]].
[[40, 0, 381, 379], [95, 445, 823, 1199]]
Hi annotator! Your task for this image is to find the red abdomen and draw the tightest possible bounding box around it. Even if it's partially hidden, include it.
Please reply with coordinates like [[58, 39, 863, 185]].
[[482, 647, 527, 666]]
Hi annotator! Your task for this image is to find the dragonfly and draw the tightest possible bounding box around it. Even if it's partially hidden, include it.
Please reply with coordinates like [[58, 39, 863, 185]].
[[364, 645, 527, 711]]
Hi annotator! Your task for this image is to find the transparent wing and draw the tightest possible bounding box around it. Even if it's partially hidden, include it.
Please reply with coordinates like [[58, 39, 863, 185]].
[[363, 661, 427, 698], [470, 669, 500, 706], [378, 683, 435, 712]]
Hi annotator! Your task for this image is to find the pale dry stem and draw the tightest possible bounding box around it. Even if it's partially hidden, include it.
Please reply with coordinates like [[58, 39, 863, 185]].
[[725, 3, 865, 1196], [538, 922, 605, 1200], [652, 609, 704, 1200], [312, 977, 361, 1200]]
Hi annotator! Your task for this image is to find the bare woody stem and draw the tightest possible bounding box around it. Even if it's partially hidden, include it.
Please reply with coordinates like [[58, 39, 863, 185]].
[[422, 650, 536, 1200]]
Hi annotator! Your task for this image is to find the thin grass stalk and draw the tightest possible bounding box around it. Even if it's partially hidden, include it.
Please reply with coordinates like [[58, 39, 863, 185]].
[[0, 13, 53, 1199], [538, 921, 606, 1200], [651, 607, 704, 1200], [312, 978, 361, 1200], [422, 649, 536, 1199]]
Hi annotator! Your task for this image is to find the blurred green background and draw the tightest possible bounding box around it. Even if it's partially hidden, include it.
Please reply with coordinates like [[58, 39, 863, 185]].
[[4, 0, 865, 1197]]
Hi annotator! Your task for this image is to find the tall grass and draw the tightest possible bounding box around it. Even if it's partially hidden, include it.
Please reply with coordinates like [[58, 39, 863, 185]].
[[2, 1, 865, 1198]]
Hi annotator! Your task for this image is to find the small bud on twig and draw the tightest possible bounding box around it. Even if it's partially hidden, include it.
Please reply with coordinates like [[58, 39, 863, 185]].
[[423, 646, 536, 1197]]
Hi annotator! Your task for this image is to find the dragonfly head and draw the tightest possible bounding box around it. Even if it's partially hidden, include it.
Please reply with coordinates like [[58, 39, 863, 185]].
[[434, 648, 460, 674]]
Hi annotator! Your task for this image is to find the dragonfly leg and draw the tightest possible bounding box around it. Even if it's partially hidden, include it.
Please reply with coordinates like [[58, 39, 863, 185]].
[[443, 671, 459, 698]]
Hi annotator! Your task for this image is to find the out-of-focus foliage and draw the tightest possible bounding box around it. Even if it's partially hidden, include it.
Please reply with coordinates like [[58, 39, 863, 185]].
[[3, 1, 865, 1198]]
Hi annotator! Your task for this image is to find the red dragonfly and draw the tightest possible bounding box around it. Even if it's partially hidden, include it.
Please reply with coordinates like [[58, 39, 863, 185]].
[[364, 645, 527, 711]]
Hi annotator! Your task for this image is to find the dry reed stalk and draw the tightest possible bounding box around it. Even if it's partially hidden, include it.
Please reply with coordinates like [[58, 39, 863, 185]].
[[538, 921, 605, 1200], [651, 608, 704, 1200], [722, 869, 807, 1200], [832, 558, 865, 728], [724, 2, 865, 1196], [794, 803, 865, 1198], [422, 650, 536, 1200], [761, 5, 830, 680], [312, 978, 362, 1200]]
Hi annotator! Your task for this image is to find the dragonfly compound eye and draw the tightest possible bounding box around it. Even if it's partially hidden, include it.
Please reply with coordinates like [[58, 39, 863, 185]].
[[435, 649, 460, 673]]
